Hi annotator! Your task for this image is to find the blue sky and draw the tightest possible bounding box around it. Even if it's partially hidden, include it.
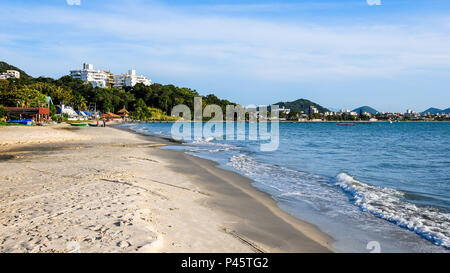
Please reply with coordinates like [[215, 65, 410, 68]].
[[1, 0, 450, 112]]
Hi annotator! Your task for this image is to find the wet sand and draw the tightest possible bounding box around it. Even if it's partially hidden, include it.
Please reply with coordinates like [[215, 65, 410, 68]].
[[0, 124, 333, 253]]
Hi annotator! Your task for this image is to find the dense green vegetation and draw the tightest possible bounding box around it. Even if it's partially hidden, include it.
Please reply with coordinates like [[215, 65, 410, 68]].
[[131, 104, 179, 121], [0, 105, 8, 117], [0, 64, 235, 121], [0, 61, 32, 79]]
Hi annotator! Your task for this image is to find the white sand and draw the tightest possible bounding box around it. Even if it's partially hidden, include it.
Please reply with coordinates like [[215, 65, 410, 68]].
[[0, 124, 91, 146], [0, 125, 332, 253]]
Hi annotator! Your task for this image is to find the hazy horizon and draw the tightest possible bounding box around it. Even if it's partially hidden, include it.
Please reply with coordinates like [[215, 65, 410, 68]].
[[1, 0, 450, 112]]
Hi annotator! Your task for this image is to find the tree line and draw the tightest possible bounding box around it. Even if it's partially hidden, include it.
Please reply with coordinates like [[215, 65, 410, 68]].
[[0, 75, 235, 120]]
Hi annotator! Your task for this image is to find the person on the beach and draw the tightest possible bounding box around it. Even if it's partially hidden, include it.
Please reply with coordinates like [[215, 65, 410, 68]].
[[103, 119, 106, 127]]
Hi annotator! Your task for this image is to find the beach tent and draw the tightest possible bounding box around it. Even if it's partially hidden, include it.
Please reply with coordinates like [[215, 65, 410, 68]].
[[76, 111, 87, 117], [117, 108, 129, 115], [117, 108, 130, 117], [101, 112, 121, 119], [57, 105, 78, 117]]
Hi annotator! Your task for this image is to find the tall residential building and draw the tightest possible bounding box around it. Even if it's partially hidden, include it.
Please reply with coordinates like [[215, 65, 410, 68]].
[[308, 106, 319, 114], [114, 69, 152, 88], [102, 70, 115, 88], [0, 70, 20, 80], [7, 70, 20, 79], [70, 64, 152, 88], [70, 63, 108, 88]]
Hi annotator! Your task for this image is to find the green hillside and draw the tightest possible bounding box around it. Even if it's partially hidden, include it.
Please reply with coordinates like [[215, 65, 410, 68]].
[[352, 106, 379, 115], [0, 61, 32, 79]]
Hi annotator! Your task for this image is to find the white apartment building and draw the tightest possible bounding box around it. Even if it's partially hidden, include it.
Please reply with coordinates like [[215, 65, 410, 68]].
[[338, 109, 358, 116], [405, 109, 420, 118], [7, 70, 20, 78], [308, 106, 319, 114], [114, 69, 151, 88], [70, 64, 152, 88], [0, 70, 20, 80], [70, 63, 108, 88]]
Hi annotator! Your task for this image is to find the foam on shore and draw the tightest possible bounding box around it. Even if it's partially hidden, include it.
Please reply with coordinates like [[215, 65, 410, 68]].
[[335, 173, 450, 249]]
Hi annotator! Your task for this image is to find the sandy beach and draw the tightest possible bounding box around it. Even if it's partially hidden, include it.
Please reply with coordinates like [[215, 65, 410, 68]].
[[0, 124, 333, 253]]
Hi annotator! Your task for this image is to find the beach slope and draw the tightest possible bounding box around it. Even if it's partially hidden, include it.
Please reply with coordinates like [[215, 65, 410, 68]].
[[0, 125, 332, 253]]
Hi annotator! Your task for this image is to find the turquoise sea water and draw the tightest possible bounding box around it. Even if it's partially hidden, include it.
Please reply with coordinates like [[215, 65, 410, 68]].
[[120, 122, 449, 252]]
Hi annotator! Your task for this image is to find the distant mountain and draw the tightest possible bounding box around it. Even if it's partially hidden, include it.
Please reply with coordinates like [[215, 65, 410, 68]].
[[422, 107, 450, 114], [274, 98, 329, 113], [352, 106, 379, 115], [0, 61, 32, 79]]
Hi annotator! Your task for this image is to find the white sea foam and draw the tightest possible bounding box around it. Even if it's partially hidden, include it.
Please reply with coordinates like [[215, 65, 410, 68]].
[[228, 154, 333, 201], [228, 153, 450, 250], [336, 173, 450, 249], [186, 136, 242, 153], [192, 137, 216, 144]]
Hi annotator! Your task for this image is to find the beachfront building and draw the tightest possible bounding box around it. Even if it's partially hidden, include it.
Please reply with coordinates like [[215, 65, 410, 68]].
[[70, 63, 108, 88], [114, 69, 152, 88], [0, 70, 20, 80], [5, 107, 50, 122], [56, 104, 78, 118]]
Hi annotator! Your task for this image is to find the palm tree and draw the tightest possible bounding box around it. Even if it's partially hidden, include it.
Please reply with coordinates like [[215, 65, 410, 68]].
[[76, 96, 87, 111]]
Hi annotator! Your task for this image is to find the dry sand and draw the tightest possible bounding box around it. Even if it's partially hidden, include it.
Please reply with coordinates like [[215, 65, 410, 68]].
[[0, 124, 91, 146], [0, 124, 333, 253]]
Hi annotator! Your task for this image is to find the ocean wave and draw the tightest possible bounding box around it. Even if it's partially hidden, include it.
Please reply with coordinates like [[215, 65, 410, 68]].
[[192, 137, 216, 144], [228, 154, 331, 198], [335, 173, 450, 249], [229, 153, 450, 250]]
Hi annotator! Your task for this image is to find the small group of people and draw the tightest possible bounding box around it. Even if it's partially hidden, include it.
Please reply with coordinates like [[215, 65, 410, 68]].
[[96, 119, 107, 127]]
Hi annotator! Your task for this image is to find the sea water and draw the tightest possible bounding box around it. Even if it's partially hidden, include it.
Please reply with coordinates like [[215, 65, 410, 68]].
[[120, 122, 449, 252]]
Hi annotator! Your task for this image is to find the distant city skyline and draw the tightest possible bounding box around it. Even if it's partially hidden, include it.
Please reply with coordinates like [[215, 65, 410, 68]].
[[1, 0, 450, 112]]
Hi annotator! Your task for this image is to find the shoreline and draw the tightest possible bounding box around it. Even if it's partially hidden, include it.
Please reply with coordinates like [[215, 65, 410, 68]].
[[116, 122, 450, 253], [135, 137, 335, 252], [114, 125, 336, 252], [119, 120, 450, 124], [0, 124, 333, 253]]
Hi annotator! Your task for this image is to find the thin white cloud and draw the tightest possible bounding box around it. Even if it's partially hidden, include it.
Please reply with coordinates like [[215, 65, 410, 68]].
[[66, 0, 81, 6], [367, 0, 382, 6], [1, 2, 450, 82]]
